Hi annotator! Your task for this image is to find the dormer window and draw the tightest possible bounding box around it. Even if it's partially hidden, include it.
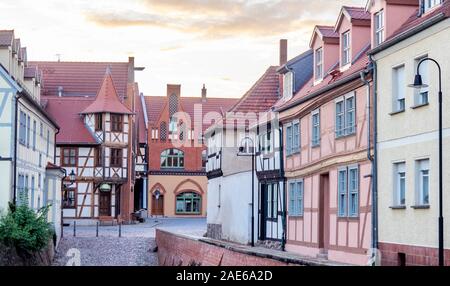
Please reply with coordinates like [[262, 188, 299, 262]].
[[283, 71, 293, 100], [315, 48, 323, 81], [95, 114, 103, 131], [374, 10, 384, 47], [424, 0, 442, 13], [342, 31, 351, 66]]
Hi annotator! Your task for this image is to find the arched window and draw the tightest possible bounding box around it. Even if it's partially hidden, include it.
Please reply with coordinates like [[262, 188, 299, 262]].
[[176, 192, 201, 214], [160, 149, 184, 168], [169, 94, 178, 118]]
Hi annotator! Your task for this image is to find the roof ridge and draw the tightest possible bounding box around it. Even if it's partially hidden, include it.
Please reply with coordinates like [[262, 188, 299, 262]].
[[29, 60, 129, 64]]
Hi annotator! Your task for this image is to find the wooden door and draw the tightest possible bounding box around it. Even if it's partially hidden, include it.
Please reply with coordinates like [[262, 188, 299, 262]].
[[99, 192, 111, 216], [151, 195, 164, 216], [259, 184, 267, 240], [319, 174, 330, 251]]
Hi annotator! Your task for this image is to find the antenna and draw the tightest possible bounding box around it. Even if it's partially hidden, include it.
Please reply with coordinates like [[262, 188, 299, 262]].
[[55, 53, 61, 62]]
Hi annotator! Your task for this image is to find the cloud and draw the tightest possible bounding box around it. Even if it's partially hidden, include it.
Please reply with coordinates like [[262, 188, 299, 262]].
[[84, 0, 362, 39]]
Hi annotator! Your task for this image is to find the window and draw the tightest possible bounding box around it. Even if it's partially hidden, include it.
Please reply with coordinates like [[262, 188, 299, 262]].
[[283, 71, 294, 100], [374, 10, 384, 47], [258, 128, 272, 155], [176, 192, 201, 214], [416, 159, 430, 206], [342, 31, 351, 66], [169, 117, 178, 134], [336, 93, 356, 137], [95, 114, 103, 131], [424, 0, 442, 13], [393, 162, 406, 207], [27, 115, 31, 148], [30, 176, 35, 209], [32, 120, 36, 150], [393, 65, 406, 112], [315, 48, 323, 80], [286, 125, 293, 155], [160, 121, 167, 141], [289, 180, 304, 216], [311, 110, 320, 147], [266, 183, 278, 220], [110, 148, 123, 167], [62, 148, 77, 167], [46, 130, 50, 156], [17, 174, 27, 206], [160, 149, 184, 169], [292, 121, 300, 153], [202, 150, 207, 169], [95, 147, 103, 167], [63, 187, 76, 208], [338, 165, 359, 217], [415, 57, 429, 106], [40, 122, 43, 137], [110, 114, 123, 132], [19, 111, 27, 145]]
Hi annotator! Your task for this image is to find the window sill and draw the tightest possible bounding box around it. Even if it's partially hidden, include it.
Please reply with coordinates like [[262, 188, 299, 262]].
[[411, 205, 430, 209], [335, 132, 356, 140], [411, 102, 429, 109], [289, 215, 304, 219], [389, 109, 405, 116], [311, 143, 321, 149], [389, 205, 406, 210], [337, 216, 359, 221]]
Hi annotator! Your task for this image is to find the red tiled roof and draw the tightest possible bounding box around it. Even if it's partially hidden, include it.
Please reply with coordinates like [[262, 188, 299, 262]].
[[344, 6, 371, 21], [80, 69, 133, 114], [228, 66, 280, 114], [316, 26, 339, 38], [0, 30, 13, 46], [144, 96, 238, 132], [42, 97, 98, 145], [387, 0, 450, 41], [29, 61, 129, 98], [276, 51, 369, 111]]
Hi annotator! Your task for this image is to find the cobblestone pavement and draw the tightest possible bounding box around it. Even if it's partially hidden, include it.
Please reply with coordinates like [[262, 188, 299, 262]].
[[53, 218, 206, 266]]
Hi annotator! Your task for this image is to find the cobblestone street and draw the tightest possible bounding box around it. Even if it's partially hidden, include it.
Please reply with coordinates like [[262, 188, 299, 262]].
[[53, 218, 206, 266]]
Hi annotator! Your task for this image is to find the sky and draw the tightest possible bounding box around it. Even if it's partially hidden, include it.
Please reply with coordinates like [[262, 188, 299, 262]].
[[1, 0, 366, 99]]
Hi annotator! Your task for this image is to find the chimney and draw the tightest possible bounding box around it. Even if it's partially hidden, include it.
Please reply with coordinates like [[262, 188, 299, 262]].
[[279, 39, 288, 66], [167, 84, 181, 98], [202, 84, 207, 102], [128, 56, 135, 83]]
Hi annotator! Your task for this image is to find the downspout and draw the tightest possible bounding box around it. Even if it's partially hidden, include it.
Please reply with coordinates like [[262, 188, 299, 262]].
[[54, 128, 60, 165], [279, 122, 287, 251], [13, 92, 23, 204]]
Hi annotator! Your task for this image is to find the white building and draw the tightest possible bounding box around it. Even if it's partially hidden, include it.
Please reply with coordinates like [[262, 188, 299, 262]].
[[0, 30, 62, 244]]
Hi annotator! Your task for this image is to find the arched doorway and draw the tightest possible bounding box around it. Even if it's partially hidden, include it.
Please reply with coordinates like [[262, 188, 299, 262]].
[[151, 189, 164, 216]]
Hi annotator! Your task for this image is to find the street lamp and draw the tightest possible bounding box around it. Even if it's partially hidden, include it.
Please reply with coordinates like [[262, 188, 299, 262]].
[[237, 136, 255, 247], [61, 169, 77, 237], [408, 57, 444, 266]]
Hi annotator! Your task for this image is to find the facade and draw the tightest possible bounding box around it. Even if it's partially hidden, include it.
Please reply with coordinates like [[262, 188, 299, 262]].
[[276, 7, 374, 265], [145, 84, 236, 218], [33, 59, 145, 224], [0, 30, 62, 242], [369, 0, 450, 266]]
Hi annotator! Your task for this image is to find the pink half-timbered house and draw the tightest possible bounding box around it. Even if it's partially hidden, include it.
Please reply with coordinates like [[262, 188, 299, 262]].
[[276, 6, 375, 265]]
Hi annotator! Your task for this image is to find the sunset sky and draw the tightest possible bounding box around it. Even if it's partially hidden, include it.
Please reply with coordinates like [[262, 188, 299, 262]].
[[1, 0, 365, 98]]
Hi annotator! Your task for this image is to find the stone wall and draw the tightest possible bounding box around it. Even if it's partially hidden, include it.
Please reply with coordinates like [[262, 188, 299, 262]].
[[0, 240, 55, 266], [206, 223, 222, 240], [379, 242, 450, 266]]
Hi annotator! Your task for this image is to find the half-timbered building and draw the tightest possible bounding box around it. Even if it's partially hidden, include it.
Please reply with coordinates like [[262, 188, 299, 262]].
[[145, 84, 236, 218], [0, 30, 63, 242], [33, 58, 146, 224], [276, 6, 375, 265]]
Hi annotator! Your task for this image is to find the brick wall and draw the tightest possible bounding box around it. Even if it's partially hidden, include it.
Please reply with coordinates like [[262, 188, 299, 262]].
[[379, 242, 450, 266], [156, 229, 291, 266]]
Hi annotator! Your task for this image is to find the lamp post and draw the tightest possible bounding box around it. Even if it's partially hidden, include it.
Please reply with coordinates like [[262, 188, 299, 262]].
[[408, 57, 444, 266], [238, 136, 255, 247], [61, 169, 76, 238]]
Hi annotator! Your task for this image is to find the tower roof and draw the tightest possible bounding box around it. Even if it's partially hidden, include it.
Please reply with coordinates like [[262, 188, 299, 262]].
[[80, 67, 133, 114]]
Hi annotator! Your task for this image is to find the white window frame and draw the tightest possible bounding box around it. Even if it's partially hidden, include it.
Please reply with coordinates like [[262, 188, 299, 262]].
[[393, 65, 406, 112], [283, 71, 294, 100], [315, 48, 323, 81], [342, 31, 351, 66], [286, 124, 293, 155], [292, 120, 300, 154], [338, 165, 359, 217], [338, 167, 348, 217], [311, 110, 320, 147], [335, 92, 356, 138], [415, 159, 430, 206], [415, 55, 430, 106], [424, 0, 442, 13], [374, 10, 384, 47], [393, 162, 406, 207]]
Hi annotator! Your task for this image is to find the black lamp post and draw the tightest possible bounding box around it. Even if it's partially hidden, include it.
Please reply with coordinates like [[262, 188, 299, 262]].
[[61, 169, 76, 238], [238, 136, 255, 247], [408, 57, 444, 266]]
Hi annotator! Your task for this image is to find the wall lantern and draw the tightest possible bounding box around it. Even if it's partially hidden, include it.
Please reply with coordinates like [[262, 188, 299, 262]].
[[99, 183, 112, 192]]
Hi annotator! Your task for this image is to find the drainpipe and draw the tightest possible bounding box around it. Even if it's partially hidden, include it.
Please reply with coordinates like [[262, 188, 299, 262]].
[[12, 92, 23, 205], [365, 55, 379, 265], [279, 122, 287, 251]]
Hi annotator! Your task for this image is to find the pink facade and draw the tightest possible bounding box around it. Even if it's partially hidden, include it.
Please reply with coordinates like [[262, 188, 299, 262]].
[[279, 6, 374, 265]]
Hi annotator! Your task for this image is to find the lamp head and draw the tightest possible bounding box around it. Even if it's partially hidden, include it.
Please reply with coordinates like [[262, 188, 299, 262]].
[[408, 74, 429, 89], [69, 170, 76, 183]]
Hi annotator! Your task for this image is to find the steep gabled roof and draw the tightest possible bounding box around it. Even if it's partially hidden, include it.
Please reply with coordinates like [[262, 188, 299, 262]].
[[310, 25, 339, 47], [335, 6, 371, 31], [80, 68, 133, 115], [0, 30, 14, 47]]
